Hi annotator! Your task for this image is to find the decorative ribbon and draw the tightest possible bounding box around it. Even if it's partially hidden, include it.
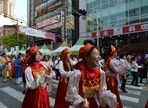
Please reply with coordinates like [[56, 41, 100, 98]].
[[60, 77, 67, 84], [106, 76, 115, 86]]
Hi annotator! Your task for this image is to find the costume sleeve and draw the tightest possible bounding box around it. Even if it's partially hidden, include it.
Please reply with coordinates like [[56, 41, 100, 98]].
[[25, 67, 46, 90], [58, 61, 72, 78], [110, 59, 125, 75], [98, 69, 117, 107], [65, 70, 84, 108]]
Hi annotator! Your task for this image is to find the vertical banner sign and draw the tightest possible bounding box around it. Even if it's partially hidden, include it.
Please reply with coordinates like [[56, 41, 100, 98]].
[[15, 46, 19, 56], [10, 47, 14, 55]]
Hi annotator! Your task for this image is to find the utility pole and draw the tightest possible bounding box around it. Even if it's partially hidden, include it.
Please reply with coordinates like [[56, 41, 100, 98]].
[[63, 0, 67, 43]]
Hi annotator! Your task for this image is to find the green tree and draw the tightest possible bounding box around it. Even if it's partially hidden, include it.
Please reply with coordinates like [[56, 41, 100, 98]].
[[2, 32, 27, 50]]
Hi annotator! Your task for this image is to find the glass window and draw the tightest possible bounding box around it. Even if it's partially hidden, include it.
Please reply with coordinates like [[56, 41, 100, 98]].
[[110, 22, 119, 28], [87, 0, 93, 10], [101, 16, 109, 24], [141, 0, 148, 7], [129, 19, 140, 24], [141, 6, 148, 15], [110, 13, 118, 22], [128, 0, 139, 10], [119, 11, 127, 20], [109, 2, 118, 15], [101, 0, 108, 5], [118, 0, 128, 13], [119, 20, 128, 26], [141, 17, 148, 22], [94, 0, 100, 7], [129, 8, 139, 17], [101, 6, 109, 17]]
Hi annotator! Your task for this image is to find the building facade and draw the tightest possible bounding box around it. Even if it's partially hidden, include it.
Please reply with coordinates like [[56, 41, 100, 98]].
[[27, 0, 79, 48], [86, 0, 148, 54], [0, 0, 14, 18]]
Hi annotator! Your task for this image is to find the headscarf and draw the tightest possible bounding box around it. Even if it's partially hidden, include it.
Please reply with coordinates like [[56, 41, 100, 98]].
[[61, 48, 69, 57], [79, 43, 94, 60], [29, 46, 39, 55]]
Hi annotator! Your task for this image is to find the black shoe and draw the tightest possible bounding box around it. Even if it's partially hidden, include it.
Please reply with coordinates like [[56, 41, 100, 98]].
[[122, 90, 128, 93], [131, 83, 134, 85], [22, 90, 26, 94]]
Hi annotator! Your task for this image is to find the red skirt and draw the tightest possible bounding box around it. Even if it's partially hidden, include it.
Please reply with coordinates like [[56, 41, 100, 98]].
[[11, 61, 16, 77], [54, 77, 70, 108], [22, 86, 50, 108], [101, 76, 123, 108]]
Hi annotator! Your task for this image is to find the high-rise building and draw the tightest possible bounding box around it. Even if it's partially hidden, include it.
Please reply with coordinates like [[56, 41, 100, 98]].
[[86, 0, 148, 54], [0, 0, 14, 18], [27, 0, 79, 48]]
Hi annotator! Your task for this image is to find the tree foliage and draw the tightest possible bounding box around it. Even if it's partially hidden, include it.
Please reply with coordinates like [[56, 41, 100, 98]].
[[2, 32, 27, 50]]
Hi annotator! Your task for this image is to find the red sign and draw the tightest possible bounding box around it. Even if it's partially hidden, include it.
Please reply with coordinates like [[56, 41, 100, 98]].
[[100, 29, 114, 37], [92, 32, 97, 38], [122, 23, 148, 34], [92, 22, 148, 38]]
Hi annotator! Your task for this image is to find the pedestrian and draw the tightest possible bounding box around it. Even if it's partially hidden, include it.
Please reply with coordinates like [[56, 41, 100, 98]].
[[15, 53, 23, 85], [21, 46, 53, 108], [66, 43, 118, 108], [53, 56, 60, 80], [54, 48, 73, 108], [1, 53, 12, 82], [120, 54, 129, 93], [131, 57, 143, 87], [21, 50, 30, 94], [103, 44, 124, 108]]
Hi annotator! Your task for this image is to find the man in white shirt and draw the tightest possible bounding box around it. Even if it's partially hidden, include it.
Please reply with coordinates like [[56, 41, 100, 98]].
[[131, 57, 143, 87]]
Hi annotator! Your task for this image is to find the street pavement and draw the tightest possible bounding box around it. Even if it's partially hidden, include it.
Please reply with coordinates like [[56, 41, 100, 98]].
[[0, 75, 147, 108]]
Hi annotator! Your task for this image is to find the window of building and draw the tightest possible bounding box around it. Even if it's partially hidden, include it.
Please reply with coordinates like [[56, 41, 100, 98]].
[[129, 8, 139, 17], [141, 0, 148, 7], [101, 16, 109, 24], [141, 6, 148, 15], [94, 0, 100, 7], [119, 11, 127, 20], [87, 0, 93, 10], [109, 2, 118, 14], [119, 20, 128, 26], [110, 13, 118, 22], [141, 17, 148, 22], [128, 0, 139, 10], [129, 18, 140, 24], [101, 0, 108, 5]]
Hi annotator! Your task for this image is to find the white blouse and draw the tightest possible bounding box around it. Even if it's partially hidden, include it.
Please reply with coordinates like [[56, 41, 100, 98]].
[[58, 61, 74, 78], [25, 64, 55, 90], [105, 58, 125, 76], [65, 69, 117, 108]]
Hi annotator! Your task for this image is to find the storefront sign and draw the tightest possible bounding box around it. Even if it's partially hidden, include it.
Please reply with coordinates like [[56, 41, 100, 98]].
[[100, 29, 114, 37], [123, 22, 148, 34], [17, 25, 55, 41], [92, 22, 148, 38], [42, 22, 61, 30], [36, 15, 60, 29]]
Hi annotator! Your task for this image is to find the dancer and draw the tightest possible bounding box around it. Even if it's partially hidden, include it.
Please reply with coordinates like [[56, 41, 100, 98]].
[[54, 48, 73, 108], [66, 43, 118, 108], [22, 46, 53, 108]]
